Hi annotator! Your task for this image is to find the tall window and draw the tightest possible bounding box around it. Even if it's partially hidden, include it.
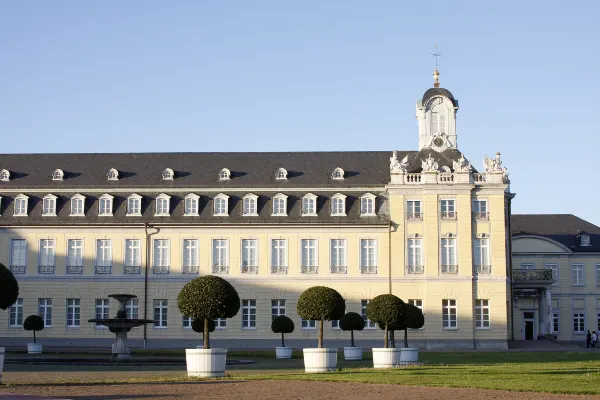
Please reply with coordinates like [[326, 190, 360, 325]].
[[406, 200, 422, 219], [38, 298, 52, 327], [124, 239, 141, 273], [302, 319, 316, 329], [272, 195, 287, 216], [66, 298, 80, 327], [9, 298, 23, 327], [67, 239, 83, 271], [547, 264, 559, 286], [243, 195, 257, 216], [596, 264, 600, 287], [572, 264, 584, 286], [330, 239, 347, 273], [472, 200, 488, 219], [407, 238, 423, 274], [39, 239, 56, 273], [127, 196, 141, 216], [10, 239, 27, 273], [431, 109, 446, 133], [182, 239, 199, 273], [271, 239, 288, 273], [154, 299, 168, 328], [14, 196, 28, 216], [331, 195, 346, 216], [95, 299, 110, 327], [212, 239, 229, 273], [473, 237, 490, 274], [241, 239, 258, 273], [184, 195, 199, 215], [126, 298, 139, 320], [521, 263, 535, 270], [440, 199, 456, 219], [182, 316, 193, 328], [573, 313, 585, 333], [553, 312, 560, 333], [153, 239, 170, 273], [96, 239, 112, 272], [361, 300, 376, 329], [214, 195, 228, 216], [474, 299, 490, 329], [215, 318, 226, 329], [301, 239, 317, 273], [42, 196, 56, 216], [442, 299, 457, 329], [360, 195, 375, 216], [242, 300, 256, 329], [98, 196, 113, 216], [71, 196, 84, 216], [441, 237, 457, 273], [360, 239, 377, 274], [155, 196, 170, 216], [302, 195, 316, 216], [271, 299, 286, 319]]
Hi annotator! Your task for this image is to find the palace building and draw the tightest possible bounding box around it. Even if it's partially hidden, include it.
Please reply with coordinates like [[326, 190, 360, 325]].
[[0, 71, 546, 350]]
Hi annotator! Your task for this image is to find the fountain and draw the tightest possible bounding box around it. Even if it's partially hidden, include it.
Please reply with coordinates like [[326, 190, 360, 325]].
[[88, 294, 154, 360]]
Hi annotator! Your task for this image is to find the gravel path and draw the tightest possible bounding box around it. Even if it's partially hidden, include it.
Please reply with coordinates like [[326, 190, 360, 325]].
[[2, 380, 599, 400]]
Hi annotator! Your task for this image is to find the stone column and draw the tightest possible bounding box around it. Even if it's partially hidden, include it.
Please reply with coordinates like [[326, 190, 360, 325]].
[[539, 290, 548, 336], [545, 289, 553, 335]]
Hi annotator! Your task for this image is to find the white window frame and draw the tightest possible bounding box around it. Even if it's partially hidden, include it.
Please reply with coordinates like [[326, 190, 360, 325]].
[[331, 193, 347, 216], [361, 300, 376, 329], [107, 168, 119, 180], [573, 312, 585, 333], [153, 299, 168, 328], [182, 238, 199, 274], [330, 238, 347, 274], [95, 239, 112, 271], [42, 194, 57, 216], [124, 239, 141, 273], [155, 193, 171, 216], [38, 239, 56, 272], [66, 298, 80, 328], [10, 238, 27, 273], [521, 263, 535, 270], [70, 194, 85, 216], [9, 298, 23, 327], [0, 169, 10, 182], [272, 193, 288, 216], [218, 168, 231, 181], [126, 298, 139, 319], [98, 194, 114, 216], [13, 194, 29, 216], [214, 318, 226, 329], [301, 319, 316, 330], [301, 193, 317, 216], [440, 199, 456, 219], [441, 235, 457, 273], [242, 193, 258, 216], [406, 200, 422, 220], [274, 168, 288, 180], [331, 167, 344, 180], [38, 298, 52, 327], [581, 234, 591, 247], [153, 238, 170, 274], [473, 236, 490, 274], [360, 238, 377, 274], [300, 238, 318, 274], [95, 298, 110, 328], [442, 299, 457, 329], [241, 238, 258, 274], [360, 193, 376, 216], [213, 193, 229, 216], [546, 263, 559, 286], [271, 239, 288, 273], [67, 239, 84, 268], [271, 299, 286, 318], [407, 236, 423, 274], [572, 264, 584, 286], [596, 264, 600, 287], [472, 199, 488, 219], [212, 238, 229, 274], [242, 299, 257, 329], [182, 316, 193, 329], [126, 194, 142, 216], [52, 169, 64, 181], [474, 299, 490, 329], [184, 193, 200, 216], [430, 107, 446, 133], [161, 168, 174, 181]]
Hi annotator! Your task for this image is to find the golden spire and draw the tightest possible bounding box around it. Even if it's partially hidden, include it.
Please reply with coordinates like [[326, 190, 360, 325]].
[[430, 44, 442, 88], [433, 68, 440, 88]]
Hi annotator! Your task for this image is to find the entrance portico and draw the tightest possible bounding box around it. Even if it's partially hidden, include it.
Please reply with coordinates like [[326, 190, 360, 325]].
[[512, 269, 554, 340]]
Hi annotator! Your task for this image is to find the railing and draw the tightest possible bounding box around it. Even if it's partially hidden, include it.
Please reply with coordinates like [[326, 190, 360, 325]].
[[38, 265, 55, 274], [182, 265, 199, 274], [10, 265, 25, 274], [330, 265, 347, 274], [124, 265, 141, 274], [407, 212, 422, 220], [271, 266, 288, 274], [404, 174, 422, 184], [475, 265, 492, 274], [407, 265, 424, 274], [513, 269, 553, 281], [473, 211, 489, 220], [241, 265, 258, 274], [152, 266, 169, 274], [438, 173, 455, 183], [473, 173, 486, 183], [95, 265, 112, 274], [360, 265, 377, 274], [441, 265, 458, 274], [67, 265, 83, 274], [212, 265, 229, 274], [301, 265, 318, 274], [441, 211, 456, 219]]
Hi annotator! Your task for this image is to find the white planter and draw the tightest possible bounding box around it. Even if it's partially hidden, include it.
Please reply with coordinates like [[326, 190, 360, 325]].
[[303, 348, 337, 373], [372, 347, 401, 369], [185, 348, 227, 378], [27, 343, 42, 355], [276, 346, 293, 359], [343, 347, 363, 360], [0, 347, 4, 384], [399, 347, 419, 364]]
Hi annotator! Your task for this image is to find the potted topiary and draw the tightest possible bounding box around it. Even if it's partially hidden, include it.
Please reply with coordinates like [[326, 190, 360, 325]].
[[0, 263, 19, 383], [23, 315, 44, 354], [191, 318, 215, 347], [398, 303, 425, 364], [297, 286, 345, 372], [271, 315, 294, 359], [366, 294, 405, 369], [339, 312, 365, 360], [177, 275, 240, 378], [377, 320, 403, 348]]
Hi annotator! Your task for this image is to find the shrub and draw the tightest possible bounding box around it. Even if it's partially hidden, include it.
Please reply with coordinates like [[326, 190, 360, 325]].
[[23, 315, 44, 344], [398, 303, 425, 348], [177, 276, 240, 349], [271, 315, 295, 347], [0, 263, 19, 311], [191, 318, 215, 343], [339, 312, 365, 347], [366, 294, 405, 348], [297, 286, 345, 348]]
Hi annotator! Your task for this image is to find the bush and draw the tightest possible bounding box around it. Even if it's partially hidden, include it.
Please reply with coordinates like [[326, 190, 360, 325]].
[[399, 303, 425, 348], [366, 294, 405, 348], [177, 276, 240, 349], [0, 263, 19, 311], [297, 286, 345, 348], [271, 315, 295, 347], [23, 315, 44, 344], [191, 318, 215, 336], [339, 312, 365, 347]]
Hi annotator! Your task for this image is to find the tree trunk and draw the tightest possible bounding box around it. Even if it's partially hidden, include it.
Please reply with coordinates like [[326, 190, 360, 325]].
[[281, 332, 285, 347], [384, 324, 389, 348], [390, 330, 395, 348], [33, 330, 36, 344], [404, 328, 409, 348], [350, 329, 355, 347], [318, 320, 324, 348], [204, 318, 210, 349]]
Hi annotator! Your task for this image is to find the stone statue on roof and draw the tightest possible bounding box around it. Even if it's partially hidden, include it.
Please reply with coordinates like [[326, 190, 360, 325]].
[[452, 154, 472, 172], [421, 154, 439, 172], [390, 151, 409, 173]]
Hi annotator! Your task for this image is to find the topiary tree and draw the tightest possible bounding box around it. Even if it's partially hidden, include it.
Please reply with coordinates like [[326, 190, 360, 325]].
[[271, 315, 295, 347], [297, 286, 345, 348], [366, 294, 405, 348], [0, 263, 19, 311], [191, 318, 215, 344], [339, 312, 365, 347], [378, 320, 403, 348], [178, 275, 240, 349], [23, 315, 44, 344], [397, 303, 425, 348]]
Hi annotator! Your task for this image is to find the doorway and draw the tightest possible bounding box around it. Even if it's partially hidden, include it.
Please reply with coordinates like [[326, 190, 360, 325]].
[[523, 312, 535, 340]]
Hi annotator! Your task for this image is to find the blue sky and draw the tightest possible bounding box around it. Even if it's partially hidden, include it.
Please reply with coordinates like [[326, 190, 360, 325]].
[[1, 1, 599, 223]]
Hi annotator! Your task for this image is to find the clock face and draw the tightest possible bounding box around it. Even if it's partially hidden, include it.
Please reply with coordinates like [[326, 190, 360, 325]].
[[433, 137, 445, 147]]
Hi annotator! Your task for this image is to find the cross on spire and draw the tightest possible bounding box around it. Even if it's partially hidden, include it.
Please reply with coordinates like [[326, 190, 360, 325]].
[[429, 44, 442, 88]]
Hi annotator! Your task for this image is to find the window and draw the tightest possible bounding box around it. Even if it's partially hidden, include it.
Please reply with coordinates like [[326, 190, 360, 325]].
[[39, 239, 56, 274], [14, 195, 28, 216], [474, 299, 490, 329], [573, 313, 585, 333], [38, 298, 52, 327], [302, 319, 316, 329], [96, 239, 112, 274], [473, 237, 490, 274], [302, 194, 317, 216], [183, 316, 193, 328], [521, 263, 535, 270], [98, 195, 113, 216], [242, 194, 258, 216], [597, 313, 600, 332], [154, 299, 168, 328], [271, 239, 288, 273], [124, 239, 141, 274], [182, 239, 199, 274], [66, 299, 80, 327], [0, 169, 10, 181], [572, 264, 584, 286], [331, 194, 346, 216], [153, 239, 170, 274], [547, 264, 558, 286], [241, 239, 258, 274], [408, 299, 423, 312], [361, 300, 376, 329], [242, 300, 256, 329], [10, 239, 26, 273], [218, 168, 231, 181], [52, 169, 64, 181], [215, 318, 226, 329], [360, 194, 376, 216], [155, 194, 170, 216], [212, 239, 229, 274], [431, 108, 446, 133], [272, 194, 288, 216], [330, 239, 347, 274], [70, 194, 85, 216], [301, 239, 317, 273], [67, 239, 83, 273], [161, 168, 174, 180], [271, 299, 286, 319], [127, 194, 142, 216], [9, 298, 23, 327], [442, 299, 457, 329], [441, 237, 457, 273], [275, 168, 287, 180], [107, 168, 119, 180], [184, 194, 199, 216], [331, 320, 339, 329], [95, 299, 110, 327], [440, 199, 456, 219], [596, 264, 600, 286], [581, 234, 591, 247], [553, 312, 559, 333], [331, 167, 344, 180], [214, 194, 229, 216], [407, 237, 423, 277], [472, 200, 488, 219], [360, 239, 377, 274], [126, 298, 139, 320], [407, 200, 422, 220], [42, 195, 57, 216]]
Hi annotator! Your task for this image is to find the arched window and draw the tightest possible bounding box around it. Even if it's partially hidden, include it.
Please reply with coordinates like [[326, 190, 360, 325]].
[[331, 167, 344, 180], [98, 194, 114, 216], [302, 193, 317, 216], [155, 194, 171, 216], [218, 168, 231, 181], [272, 193, 288, 216], [70, 194, 85, 216], [214, 193, 229, 216], [127, 194, 142, 216], [0, 169, 10, 182], [331, 193, 347, 216], [275, 168, 288, 180], [242, 194, 258, 216], [42, 194, 57, 216], [430, 101, 446, 133], [13, 194, 29, 216], [52, 169, 64, 181], [162, 168, 174, 181], [184, 194, 200, 216], [107, 168, 119, 181], [360, 193, 376, 216]]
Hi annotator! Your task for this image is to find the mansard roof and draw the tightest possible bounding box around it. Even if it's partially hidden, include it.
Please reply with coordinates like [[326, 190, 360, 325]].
[[421, 87, 458, 107]]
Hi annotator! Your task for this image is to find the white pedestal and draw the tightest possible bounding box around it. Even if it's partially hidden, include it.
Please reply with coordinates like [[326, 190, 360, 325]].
[[276, 347, 293, 359], [303, 348, 337, 373], [399, 348, 419, 364], [372, 348, 401, 369], [343, 347, 363, 360], [185, 348, 227, 378], [27, 343, 42, 355]]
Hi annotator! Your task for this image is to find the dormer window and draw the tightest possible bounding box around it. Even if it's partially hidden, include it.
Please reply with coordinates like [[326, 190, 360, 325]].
[[272, 193, 288, 216], [331, 193, 347, 216], [214, 193, 229, 216], [275, 168, 288, 180], [70, 194, 85, 216], [581, 234, 591, 247], [184, 194, 200, 216], [302, 193, 317, 216], [155, 194, 171, 216], [162, 168, 174, 181], [52, 169, 64, 181], [127, 194, 142, 216], [360, 193, 376, 216], [218, 168, 231, 181], [0, 169, 10, 182], [14, 194, 29, 216], [332, 167, 344, 180], [42, 194, 57, 216], [107, 168, 119, 181], [242, 194, 258, 216], [98, 194, 114, 216]]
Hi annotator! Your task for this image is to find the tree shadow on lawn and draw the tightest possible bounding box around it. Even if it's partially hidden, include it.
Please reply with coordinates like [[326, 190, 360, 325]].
[[45, 395, 171, 400]]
